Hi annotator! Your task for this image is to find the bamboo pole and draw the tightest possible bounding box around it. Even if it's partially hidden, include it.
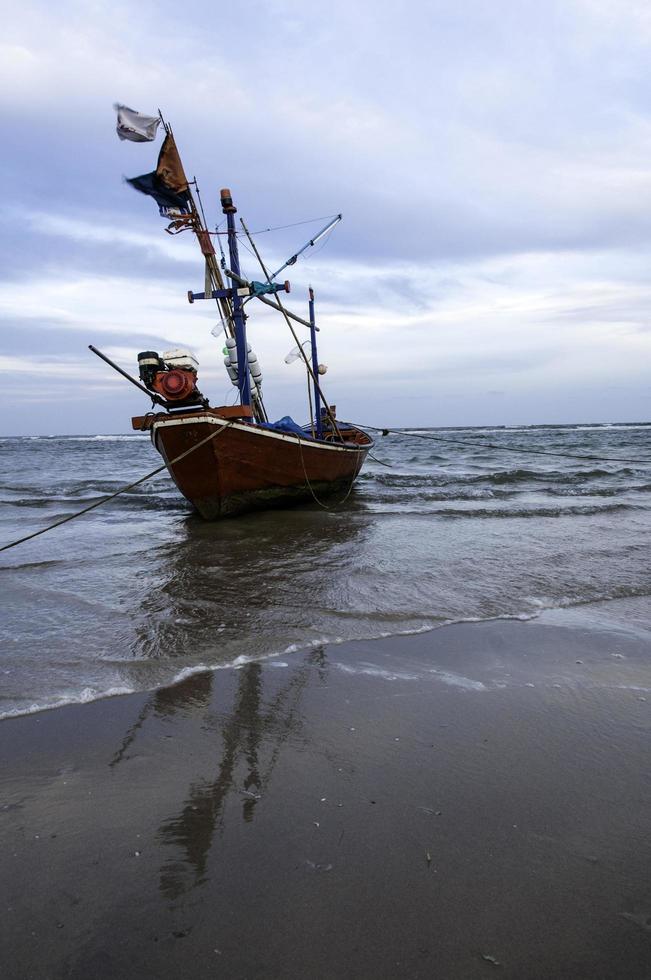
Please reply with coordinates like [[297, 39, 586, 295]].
[[170, 133, 268, 420]]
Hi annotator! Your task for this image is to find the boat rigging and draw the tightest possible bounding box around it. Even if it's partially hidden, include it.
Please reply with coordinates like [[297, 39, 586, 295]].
[[93, 104, 374, 518]]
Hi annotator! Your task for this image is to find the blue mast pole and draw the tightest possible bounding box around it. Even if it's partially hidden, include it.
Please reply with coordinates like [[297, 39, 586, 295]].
[[220, 188, 251, 408], [308, 286, 323, 438]]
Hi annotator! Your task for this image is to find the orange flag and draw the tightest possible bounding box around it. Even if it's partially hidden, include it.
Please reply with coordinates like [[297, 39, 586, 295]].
[[156, 134, 188, 194]]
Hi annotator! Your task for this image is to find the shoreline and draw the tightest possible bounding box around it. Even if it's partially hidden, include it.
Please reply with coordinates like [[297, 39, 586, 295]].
[[3, 597, 649, 724], [2, 612, 651, 978]]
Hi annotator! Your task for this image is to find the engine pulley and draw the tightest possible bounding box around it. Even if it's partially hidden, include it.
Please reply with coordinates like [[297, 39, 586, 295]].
[[153, 369, 197, 401]]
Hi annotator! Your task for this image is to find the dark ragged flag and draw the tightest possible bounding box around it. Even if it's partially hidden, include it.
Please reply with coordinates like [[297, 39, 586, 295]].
[[126, 133, 191, 216]]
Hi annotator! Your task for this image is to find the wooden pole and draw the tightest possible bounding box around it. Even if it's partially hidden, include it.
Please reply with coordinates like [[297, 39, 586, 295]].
[[164, 126, 268, 420]]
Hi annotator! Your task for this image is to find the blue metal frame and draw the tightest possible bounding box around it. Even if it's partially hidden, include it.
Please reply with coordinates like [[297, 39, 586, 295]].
[[223, 195, 251, 407], [308, 287, 323, 438], [188, 280, 289, 303]]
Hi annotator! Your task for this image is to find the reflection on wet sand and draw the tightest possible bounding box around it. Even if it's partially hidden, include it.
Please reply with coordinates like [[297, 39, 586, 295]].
[[156, 657, 316, 899], [109, 672, 214, 768], [110, 649, 326, 901]]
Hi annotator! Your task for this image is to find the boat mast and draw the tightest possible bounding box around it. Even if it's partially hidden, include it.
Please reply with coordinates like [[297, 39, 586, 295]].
[[221, 188, 252, 408], [308, 288, 323, 438]]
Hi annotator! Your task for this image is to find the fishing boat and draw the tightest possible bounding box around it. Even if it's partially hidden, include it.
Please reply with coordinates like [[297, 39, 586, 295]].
[[95, 107, 373, 519]]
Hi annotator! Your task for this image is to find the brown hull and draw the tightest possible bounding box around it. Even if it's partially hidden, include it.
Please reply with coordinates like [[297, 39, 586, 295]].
[[150, 412, 373, 518]]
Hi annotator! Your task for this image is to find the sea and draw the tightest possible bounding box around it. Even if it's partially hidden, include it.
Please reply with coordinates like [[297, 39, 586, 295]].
[[1, 423, 651, 720]]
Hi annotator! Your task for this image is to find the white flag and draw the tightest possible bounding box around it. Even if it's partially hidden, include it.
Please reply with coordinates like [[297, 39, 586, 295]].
[[114, 104, 161, 142]]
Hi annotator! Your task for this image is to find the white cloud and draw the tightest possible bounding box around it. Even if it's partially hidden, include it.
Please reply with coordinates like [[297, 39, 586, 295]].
[[25, 211, 196, 262], [4, 0, 651, 431]]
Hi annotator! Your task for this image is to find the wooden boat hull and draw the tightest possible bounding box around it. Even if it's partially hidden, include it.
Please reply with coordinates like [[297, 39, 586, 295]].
[[149, 412, 373, 519]]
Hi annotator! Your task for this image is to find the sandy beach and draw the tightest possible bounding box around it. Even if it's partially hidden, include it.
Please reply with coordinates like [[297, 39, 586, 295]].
[[2, 610, 651, 979], [5, 2, 651, 977]]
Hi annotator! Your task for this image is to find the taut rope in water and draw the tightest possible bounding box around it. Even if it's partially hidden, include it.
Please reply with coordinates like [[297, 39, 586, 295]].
[[356, 425, 651, 466], [0, 422, 234, 554], [3, 421, 650, 553]]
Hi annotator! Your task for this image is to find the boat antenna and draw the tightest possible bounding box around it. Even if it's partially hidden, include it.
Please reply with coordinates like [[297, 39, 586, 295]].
[[215, 220, 227, 270], [193, 176, 209, 228], [239, 217, 343, 441], [242, 214, 342, 309], [270, 214, 342, 282]]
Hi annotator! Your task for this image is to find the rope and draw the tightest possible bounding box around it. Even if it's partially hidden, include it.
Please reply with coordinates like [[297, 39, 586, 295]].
[[297, 436, 361, 509], [0, 421, 233, 554], [301, 223, 336, 260], [206, 214, 341, 237], [357, 425, 651, 465], [193, 180, 210, 232], [367, 451, 393, 468], [238, 217, 344, 442], [7, 417, 643, 551]]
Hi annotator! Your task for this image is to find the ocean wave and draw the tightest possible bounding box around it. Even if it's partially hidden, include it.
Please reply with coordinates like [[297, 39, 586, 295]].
[[4, 590, 651, 721], [546, 483, 651, 498], [470, 467, 637, 485], [0, 475, 168, 495], [366, 502, 641, 518], [3, 424, 651, 724], [0, 621, 501, 720], [0, 558, 66, 572], [24, 434, 150, 442], [0, 685, 136, 720], [361, 489, 505, 504], [368, 467, 642, 489], [334, 663, 422, 681], [363, 484, 651, 504], [1, 493, 187, 513], [523, 586, 651, 620]]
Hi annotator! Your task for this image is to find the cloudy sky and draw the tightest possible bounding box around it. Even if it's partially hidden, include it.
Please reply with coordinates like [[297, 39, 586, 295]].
[[2, 0, 651, 434]]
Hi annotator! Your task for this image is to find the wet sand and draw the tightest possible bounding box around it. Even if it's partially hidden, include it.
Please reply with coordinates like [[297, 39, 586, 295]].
[[2, 614, 651, 979]]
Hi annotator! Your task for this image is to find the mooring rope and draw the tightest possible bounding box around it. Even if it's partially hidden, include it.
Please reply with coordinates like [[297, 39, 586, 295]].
[[0, 422, 233, 554], [296, 435, 361, 510], [3, 420, 649, 552], [357, 425, 651, 466]]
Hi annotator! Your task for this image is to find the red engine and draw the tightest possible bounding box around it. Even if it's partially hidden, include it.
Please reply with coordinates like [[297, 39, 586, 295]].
[[137, 349, 206, 407], [151, 368, 197, 401]]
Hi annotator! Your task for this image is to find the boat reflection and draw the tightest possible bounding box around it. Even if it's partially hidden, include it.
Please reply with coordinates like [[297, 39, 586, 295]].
[[156, 653, 318, 899], [129, 506, 368, 667], [108, 671, 214, 769], [110, 505, 352, 898], [110, 645, 327, 900]]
